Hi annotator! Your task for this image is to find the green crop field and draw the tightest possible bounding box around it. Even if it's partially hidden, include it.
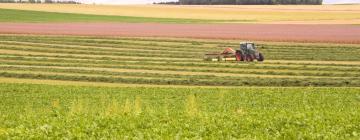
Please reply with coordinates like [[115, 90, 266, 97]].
[[1, 84, 360, 139], [0, 35, 360, 139], [0, 8, 222, 23]]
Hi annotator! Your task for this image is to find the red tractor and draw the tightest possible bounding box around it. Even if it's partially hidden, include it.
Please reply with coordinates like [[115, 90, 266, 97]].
[[204, 42, 264, 62]]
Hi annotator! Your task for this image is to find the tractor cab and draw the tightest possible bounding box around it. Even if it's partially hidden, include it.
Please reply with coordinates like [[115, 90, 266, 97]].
[[240, 42, 256, 55], [237, 42, 264, 61]]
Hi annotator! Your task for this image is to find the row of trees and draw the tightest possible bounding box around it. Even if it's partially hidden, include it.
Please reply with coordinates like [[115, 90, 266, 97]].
[[179, 0, 323, 5], [0, 0, 80, 4]]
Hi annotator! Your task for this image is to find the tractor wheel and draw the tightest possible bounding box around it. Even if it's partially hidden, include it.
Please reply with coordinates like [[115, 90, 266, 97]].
[[237, 54, 244, 61], [246, 54, 254, 62], [258, 53, 264, 62]]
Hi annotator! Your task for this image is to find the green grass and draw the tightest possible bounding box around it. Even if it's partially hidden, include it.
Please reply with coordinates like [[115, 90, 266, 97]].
[[0, 8, 234, 23], [0, 83, 359, 139]]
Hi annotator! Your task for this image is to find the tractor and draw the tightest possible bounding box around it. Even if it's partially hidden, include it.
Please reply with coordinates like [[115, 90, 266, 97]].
[[204, 42, 264, 62]]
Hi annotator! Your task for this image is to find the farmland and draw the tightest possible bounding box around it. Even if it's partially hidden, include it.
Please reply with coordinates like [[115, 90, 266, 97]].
[[0, 34, 359, 139], [1, 23, 360, 44], [0, 4, 360, 24], [1, 83, 360, 139], [0, 8, 218, 23], [0, 3, 360, 139], [0, 35, 360, 87]]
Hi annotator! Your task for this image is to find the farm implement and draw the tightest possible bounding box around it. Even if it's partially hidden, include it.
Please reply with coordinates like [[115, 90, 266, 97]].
[[204, 42, 264, 62]]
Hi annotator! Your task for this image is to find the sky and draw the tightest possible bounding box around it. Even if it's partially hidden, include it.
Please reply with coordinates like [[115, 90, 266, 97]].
[[78, 0, 360, 4]]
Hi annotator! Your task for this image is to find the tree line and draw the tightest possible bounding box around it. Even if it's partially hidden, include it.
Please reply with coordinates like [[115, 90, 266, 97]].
[[178, 0, 323, 5], [0, 0, 80, 4]]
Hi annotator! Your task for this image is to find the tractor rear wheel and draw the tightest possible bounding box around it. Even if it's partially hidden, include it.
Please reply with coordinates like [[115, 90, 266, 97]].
[[258, 53, 264, 62], [246, 54, 254, 61], [240, 54, 244, 61]]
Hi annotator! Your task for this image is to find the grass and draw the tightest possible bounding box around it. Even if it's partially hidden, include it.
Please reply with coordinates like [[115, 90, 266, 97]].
[[0, 35, 359, 86], [0, 83, 359, 139], [0, 8, 226, 23], [0, 4, 360, 23]]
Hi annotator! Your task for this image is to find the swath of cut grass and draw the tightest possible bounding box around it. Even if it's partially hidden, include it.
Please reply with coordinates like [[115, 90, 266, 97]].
[[0, 35, 359, 87]]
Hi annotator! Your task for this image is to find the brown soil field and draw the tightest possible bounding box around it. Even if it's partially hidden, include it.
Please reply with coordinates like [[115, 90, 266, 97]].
[[0, 23, 359, 43]]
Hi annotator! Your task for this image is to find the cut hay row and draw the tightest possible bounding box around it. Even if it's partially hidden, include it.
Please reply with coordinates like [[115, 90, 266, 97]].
[[2, 64, 359, 82], [1, 36, 359, 61], [0, 35, 359, 86], [0, 45, 198, 59], [2, 54, 360, 72], [2, 52, 360, 68], [0, 62, 359, 79], [1, 56, 359, 76], [0, 41, 206, 55], [0, 54, 359, 74], [1, 70, 358, 87]]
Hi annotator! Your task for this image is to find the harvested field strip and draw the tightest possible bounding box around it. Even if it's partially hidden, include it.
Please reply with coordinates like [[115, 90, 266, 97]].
[[0, 40, 218, 54], [4, 35, 360, 50], [1, 36, 359, 61], [1, 53, 360, 68], [2, 64, 358, 80], [0, 70, 191, 81], [2, 35, 359, 51], [1, 49, 359, 68], [1, 56, 359, 74], [0, 35, 359, 86], [0, 71, 358, 86], [0, 45, 199, 59], [0, 44, 354, 62], [266, 60, 360, 65], [0, 59, 359, 79], [0, 41, 208, 55], [2, 55, 360, 72], [65, 37, 360, 48], [8, 37, 360, 54], [2, 35, 360, 48], [0, 49, 198, 62]]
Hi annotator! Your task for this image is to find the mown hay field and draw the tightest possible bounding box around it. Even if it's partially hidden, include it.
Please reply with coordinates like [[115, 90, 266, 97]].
[[0, 4, 360, 23], [0, 35, 360, 86]]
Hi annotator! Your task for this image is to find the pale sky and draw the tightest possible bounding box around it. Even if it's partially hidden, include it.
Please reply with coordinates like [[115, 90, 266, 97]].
[[78, 0, 360, 4]]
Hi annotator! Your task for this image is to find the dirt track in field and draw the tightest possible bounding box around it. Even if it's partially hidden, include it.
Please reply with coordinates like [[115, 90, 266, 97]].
[[0, 23, 359, 43]]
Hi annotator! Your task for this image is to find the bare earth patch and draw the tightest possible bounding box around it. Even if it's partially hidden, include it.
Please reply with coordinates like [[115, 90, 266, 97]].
[[0, 23, 359, 43]]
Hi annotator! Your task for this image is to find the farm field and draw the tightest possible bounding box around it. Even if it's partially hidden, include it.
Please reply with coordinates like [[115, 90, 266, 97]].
[[1, 23, 359, 44], [0, 8, 218, 23], [0, 4, 360, 24], [0, 3, 360, 139], [0, 35, 360, 87], [1, 83, 360, 139], [0, 34, 359, 139]]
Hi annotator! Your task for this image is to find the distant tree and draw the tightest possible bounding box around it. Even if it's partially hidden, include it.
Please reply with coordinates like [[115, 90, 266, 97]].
[[44, 0, 52, 3], [179, 0, 322, 5]]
